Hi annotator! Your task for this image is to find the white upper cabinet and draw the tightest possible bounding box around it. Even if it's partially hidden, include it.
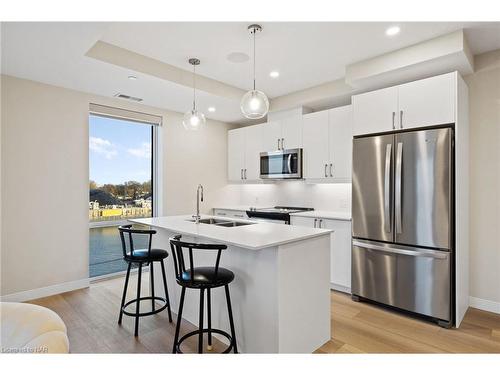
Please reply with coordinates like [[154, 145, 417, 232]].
[[302, 110, 330, 179], [228, 128, 246, 182], [328, 106, 352, 182], [302, 106, 353, 182], [262, 115, 303, 151], [244, 124, 264, 180], [398, 73, 455, 129], [281, 115, 303, 149], [352, 72, 457, 136], [352, 86, 398, 136], [262, 120, 282, 152]]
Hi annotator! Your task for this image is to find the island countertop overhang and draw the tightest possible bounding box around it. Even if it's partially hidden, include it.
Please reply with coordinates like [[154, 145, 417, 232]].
[[129, 215, 332, 250]]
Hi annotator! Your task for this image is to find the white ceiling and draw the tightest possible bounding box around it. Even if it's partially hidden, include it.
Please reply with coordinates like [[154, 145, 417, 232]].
[[2, 22, 500, 123]]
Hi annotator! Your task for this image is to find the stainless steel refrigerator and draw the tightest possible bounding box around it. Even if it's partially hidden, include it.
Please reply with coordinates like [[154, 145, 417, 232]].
[[351, 126, 454, 327]]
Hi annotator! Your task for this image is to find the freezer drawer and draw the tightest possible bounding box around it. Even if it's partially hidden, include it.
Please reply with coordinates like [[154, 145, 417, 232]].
[[351, 240, 451, 321]]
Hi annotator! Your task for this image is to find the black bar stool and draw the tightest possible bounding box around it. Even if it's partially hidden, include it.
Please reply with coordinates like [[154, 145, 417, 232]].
[[118, 225, 173, 336], [169, 235, 238, 354]]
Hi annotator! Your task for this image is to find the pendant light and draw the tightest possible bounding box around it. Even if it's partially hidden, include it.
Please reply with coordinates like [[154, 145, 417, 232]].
[[240, 24, 269, 119], [183, 58, 206, 131]]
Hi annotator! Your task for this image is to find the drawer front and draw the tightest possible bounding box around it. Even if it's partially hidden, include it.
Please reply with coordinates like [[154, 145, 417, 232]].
[[351, 240, 451, 321]]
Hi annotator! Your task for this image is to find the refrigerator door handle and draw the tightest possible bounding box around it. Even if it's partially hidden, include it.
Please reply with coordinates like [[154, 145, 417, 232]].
[[352, 240, 448, 259], [395, 141, 403, 234], [384, 143, 392, 233]]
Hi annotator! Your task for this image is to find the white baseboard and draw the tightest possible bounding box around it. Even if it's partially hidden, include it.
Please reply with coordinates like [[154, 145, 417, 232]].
[[469, 296, 500, 314], [330, 283, 351, 294], [0, 279, 90, 302]]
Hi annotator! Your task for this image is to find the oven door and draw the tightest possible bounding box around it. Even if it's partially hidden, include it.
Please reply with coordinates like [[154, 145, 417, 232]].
[[260, 149, 302, 179]]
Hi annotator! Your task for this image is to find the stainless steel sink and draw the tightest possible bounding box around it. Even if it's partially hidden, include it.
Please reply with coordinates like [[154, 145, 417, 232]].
[[187, 218, 255, 227], [215, 221, 254, 227], [187, 218, 228, 225]]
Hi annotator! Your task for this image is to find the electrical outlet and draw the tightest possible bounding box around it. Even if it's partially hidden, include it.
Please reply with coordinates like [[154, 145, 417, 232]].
[[340, 198, 348, 209]]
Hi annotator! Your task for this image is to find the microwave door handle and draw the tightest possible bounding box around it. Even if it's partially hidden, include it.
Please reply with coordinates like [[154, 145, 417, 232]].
[[384, 143, 392, 233], [395, 142, 403, 234], [287, 154, 292, 173]]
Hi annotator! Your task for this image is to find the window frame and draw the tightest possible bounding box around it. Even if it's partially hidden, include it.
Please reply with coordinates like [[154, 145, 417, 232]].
[[87, 105, 162, 281], [88, 106, 161, 229]]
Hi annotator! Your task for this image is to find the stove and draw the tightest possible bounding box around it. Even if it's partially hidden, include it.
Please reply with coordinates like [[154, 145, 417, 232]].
[[246, 206, 314, 224]]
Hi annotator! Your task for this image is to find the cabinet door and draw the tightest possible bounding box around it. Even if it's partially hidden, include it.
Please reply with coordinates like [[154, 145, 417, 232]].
[[302, 111, 330, 179], [398, 73, 455, 130], [281, 115, 303, 149], [328, 106, 352, 181], [289, 216, 316, 227], [227, 128, 245, 181], [244, 124, 264, 180], [352, 86, 398, 136], [262, 120, 282, 152], [321, 219, 352, 291]]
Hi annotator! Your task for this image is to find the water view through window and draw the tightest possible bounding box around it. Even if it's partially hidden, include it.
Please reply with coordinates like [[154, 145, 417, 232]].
[[89, 114, 154, 277]]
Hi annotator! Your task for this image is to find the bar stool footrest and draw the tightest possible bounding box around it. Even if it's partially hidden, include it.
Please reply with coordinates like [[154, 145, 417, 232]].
[[175, 328, 235, 354], [122, 296, 169, 317]]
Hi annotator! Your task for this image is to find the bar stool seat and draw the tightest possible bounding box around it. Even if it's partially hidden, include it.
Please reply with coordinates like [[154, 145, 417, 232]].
[[180, 267, 235, 288], [125, 248, 169, 261]]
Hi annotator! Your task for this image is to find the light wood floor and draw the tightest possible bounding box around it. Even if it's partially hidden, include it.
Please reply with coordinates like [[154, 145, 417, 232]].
[[29, 274, 500, 353]]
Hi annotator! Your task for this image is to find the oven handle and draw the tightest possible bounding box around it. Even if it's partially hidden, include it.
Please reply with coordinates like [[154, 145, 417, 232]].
[[287, 154, 292, 173]]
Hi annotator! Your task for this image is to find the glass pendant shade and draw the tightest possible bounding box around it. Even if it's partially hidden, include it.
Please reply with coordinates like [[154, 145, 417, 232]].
[[182, 109, 206, 131], [240, 89, 269, 119]]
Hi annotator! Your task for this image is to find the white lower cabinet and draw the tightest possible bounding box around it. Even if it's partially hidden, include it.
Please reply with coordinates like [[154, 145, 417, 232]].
[[290, 216, 352, 292]]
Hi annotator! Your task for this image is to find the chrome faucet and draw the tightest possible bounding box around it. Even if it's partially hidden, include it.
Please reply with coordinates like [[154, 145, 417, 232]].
[[193, 184, 204, 223]]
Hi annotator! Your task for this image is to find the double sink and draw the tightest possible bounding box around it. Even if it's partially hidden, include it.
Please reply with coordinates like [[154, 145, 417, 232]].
[[187, 218, 255, 227]]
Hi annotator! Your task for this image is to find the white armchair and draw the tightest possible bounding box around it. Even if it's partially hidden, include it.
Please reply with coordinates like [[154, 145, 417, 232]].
[[0, 302, 69, 353]]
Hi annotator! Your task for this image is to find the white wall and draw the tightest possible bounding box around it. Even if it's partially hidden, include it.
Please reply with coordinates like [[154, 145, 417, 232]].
[[464, 49, 500, 310], [215, 181, 351, 213], [0, 74, 235, 298]]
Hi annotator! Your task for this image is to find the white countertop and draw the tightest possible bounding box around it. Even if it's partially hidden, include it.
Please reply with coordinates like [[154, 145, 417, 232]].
[[130, 215, 331, 250], [289, 210, 351, 221]]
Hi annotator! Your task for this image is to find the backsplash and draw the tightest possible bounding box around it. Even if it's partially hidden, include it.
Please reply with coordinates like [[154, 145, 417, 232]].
[[214, 181, 351, 212]]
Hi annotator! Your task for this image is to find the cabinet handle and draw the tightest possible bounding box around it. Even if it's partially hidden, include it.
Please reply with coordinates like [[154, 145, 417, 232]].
[[314, 218, 317, 228], [218, 212, 227, 216], [400, 110, 403, 129], [240, 169, 243, 180], [244, 169, 247, 179], [392, 111, 396, 130], [277, 138, 281, 150], [329, 163, 333, 177], [281, 138, 285, 149], [319, 219, 323, 228], [234, 214, 244, 218], [324, 164, 328, 177]]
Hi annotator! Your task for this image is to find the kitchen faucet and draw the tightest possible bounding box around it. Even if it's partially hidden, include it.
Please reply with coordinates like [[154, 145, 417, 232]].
[[193, 184, 204, 223]]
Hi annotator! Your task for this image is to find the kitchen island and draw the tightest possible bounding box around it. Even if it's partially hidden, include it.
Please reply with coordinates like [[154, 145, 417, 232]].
[[130, 215, 332, 353]]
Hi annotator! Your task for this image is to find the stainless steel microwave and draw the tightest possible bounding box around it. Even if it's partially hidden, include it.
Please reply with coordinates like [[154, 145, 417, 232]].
[[260, 148, 303, 179]]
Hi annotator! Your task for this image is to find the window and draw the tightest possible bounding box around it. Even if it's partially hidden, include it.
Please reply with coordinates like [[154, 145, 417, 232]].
[[88, 105, 160, 278]]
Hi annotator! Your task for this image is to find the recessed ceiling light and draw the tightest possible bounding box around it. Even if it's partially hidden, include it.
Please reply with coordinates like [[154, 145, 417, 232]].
[[208, 106, 216, 113], [227, 52, 250, 63], [269, 71, 280, 78], [385, 26, 400, 36], [128, 75, 138, 80]]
